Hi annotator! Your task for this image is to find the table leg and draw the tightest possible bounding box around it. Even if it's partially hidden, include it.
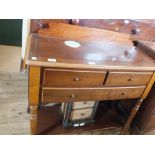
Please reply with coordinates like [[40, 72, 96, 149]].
[[121, 72, 155, 134], [30, 106, 38, 135], [28, 66, 41, 135], [121, 99, 143, 134]]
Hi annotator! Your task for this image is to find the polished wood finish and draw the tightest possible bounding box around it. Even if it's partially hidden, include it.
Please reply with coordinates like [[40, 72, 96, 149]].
[[28, 66, 41, 135], [40, 23, 130, 40], [30, 19, 155, 41], [27, 32, 155, 71], [43, 69, 106, 87], [26, 24, 155, 134], [42, 86, 145, 103], [105, 72, 152, 86]]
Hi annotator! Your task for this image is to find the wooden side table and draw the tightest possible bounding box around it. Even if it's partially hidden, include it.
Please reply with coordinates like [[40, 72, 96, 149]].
[[25, 25, 155, 135]]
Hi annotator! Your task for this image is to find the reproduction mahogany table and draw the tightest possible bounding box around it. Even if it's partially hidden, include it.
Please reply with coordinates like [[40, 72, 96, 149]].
[[26, 27, 155, 134]]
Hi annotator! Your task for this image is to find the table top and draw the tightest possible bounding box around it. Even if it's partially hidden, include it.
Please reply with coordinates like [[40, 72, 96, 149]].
[[26, 33, 155, 71]]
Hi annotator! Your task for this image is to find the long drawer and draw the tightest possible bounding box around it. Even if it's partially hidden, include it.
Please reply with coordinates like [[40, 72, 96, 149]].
[[43, 69, 106, 87], [41, 86, 146, 103], [105, 72, 152, 86]]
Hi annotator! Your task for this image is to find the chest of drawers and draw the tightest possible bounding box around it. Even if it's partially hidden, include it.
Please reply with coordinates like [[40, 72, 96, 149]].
[[26, 24, 155, 134]]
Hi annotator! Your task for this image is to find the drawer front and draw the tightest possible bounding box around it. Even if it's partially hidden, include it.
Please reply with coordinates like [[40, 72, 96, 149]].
[[43, 69, 106, 87], [42, 86, 145, 103], [105, 72, 152, 86], [72, 101, 96, 109], [70, 109, 93, 121]]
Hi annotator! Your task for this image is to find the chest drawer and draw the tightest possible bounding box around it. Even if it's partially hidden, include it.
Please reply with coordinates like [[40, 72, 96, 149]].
[[70, 108, 93, 121], [105, 72, 152, 86], [72, 101, 96, 109], [42, 86, 145, 103], [43, 69, 106, 87]]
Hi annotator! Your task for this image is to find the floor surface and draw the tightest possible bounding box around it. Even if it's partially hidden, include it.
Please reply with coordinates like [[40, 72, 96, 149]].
[[0, 45, 29, 134], [0, 71, 29, 134], [0, 45, 21, 72]]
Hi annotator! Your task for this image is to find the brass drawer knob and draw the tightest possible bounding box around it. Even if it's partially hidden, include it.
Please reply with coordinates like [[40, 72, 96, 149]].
[[70, 94, 77, 98], [74, 77, 80, 81], [121, 92, 127, 96], [128, 78, 133, 81]]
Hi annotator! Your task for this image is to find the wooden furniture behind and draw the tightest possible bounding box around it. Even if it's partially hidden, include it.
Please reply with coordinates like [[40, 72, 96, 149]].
[[131, 41, 155, 134], [30, 19, 155, 41], [26, 24, 155, 134]]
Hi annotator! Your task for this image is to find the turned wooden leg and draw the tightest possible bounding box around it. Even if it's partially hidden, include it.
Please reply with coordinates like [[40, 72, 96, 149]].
[[121, 72, 155, 134], [121, 99, 143, 134]]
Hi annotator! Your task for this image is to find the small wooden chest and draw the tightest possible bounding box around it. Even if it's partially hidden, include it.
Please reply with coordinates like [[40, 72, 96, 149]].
[[61, 101, 99, 127]]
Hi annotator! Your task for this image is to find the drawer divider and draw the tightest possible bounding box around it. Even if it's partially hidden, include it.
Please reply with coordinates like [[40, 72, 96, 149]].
[[103, 71, 109, 85]]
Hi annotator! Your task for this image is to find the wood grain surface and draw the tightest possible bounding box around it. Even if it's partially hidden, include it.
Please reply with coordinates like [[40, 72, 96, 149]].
[[27, 31, 155, 71], [42, 86, 145, 103], [43, 69, 106, 87]]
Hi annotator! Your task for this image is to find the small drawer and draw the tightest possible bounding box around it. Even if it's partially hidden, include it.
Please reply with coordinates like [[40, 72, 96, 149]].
[[70, 108, 93, 121], [72, 101, 96, 109], [43, 69, 106, 87], [42, 86, 145, 103], [105, 72, 152, 86]]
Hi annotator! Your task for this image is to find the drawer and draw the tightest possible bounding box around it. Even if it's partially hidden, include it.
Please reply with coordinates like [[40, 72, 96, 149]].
[[72, 101, 96, 109], [105, 72, 152, 86], [43, 69, 106, 87], [42, 86, 145, 103], [70, 108, 93, 121]]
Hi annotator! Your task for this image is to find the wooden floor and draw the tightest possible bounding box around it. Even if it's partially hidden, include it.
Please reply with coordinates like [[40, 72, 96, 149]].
[[0, 71, 30, 134]]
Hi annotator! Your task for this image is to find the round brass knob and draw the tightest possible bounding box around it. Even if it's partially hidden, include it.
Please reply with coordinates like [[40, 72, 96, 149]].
[[121, 92, 127, 96], [70, 94, 77, 98], [74, 77, 80, 81], [128, 78, 133, 81]]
